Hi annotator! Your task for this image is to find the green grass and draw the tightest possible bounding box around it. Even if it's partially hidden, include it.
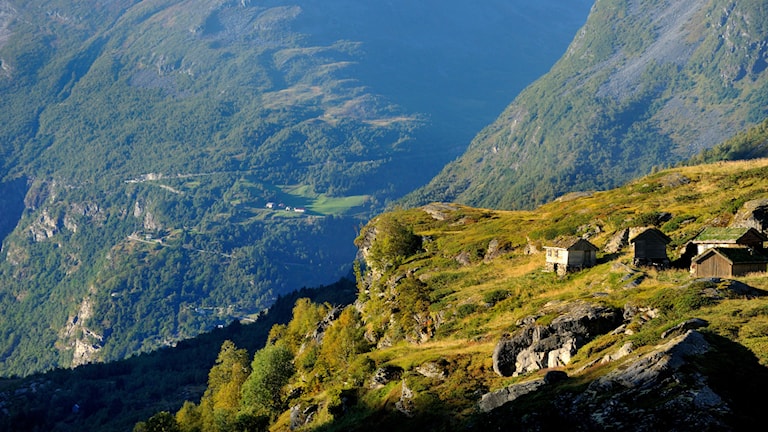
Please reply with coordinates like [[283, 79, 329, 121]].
[[279, 184, 370, 216], [309, 194, 370, 216]]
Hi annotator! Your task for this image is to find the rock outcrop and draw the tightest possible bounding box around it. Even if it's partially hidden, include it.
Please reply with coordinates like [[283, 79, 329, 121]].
[[563, 331, 730, 430], [479, 370, 567, 412], [483, 331, 739, 431], [732, 198, 768, 232], [492, 302, 622, 376], [603, 228, 629, 254]]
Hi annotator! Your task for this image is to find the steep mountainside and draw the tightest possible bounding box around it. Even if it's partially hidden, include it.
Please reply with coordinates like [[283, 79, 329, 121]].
[[0, 0, 592, 377], [6, 158, 768, 432], [408, 0, 768, 209], [141, 159, 768, 431]]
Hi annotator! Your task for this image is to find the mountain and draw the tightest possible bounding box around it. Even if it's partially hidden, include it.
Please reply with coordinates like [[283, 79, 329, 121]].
[[407, 0, 768, 210], [12, 157, 764, 432], [155, 158, 768, 431], [0, 0, 592, 377]]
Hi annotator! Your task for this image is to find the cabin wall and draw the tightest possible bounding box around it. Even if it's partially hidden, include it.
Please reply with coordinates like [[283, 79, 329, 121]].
[[546, 248, 569, 265], [694, 255, 732, 278], [567, 250, 596, 267], [733, 263, 768, 276], [634, 241, 668, 260]]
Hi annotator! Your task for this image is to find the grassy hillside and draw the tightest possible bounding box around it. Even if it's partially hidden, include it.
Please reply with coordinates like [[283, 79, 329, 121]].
[[408, 0, 768, 210], [133, 159, 768, 431]]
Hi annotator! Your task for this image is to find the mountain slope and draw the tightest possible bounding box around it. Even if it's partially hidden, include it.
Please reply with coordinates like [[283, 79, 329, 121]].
[[0, 0, 592, 377], [6, 158, 768, 431], [407, 0, 768, 209], [135, 158, 768, 431]]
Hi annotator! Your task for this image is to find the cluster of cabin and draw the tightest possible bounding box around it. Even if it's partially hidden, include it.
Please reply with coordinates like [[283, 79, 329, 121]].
[[544, 226, 768, 278], [265, 202, 307, 213]]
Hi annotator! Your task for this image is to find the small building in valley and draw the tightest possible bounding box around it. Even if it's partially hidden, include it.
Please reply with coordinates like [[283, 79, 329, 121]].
[[691, 227, 767, 255], [691, 247, 768, 278], [629, 227, 671, 267], [544, 237, 599, 275]]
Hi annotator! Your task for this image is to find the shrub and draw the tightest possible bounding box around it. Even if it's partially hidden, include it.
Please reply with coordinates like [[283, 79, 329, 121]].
[[240, 344, 295, 416], [361, 217, 422, 270], [483, 290, 511, 306], [456, 303, 478, 318]]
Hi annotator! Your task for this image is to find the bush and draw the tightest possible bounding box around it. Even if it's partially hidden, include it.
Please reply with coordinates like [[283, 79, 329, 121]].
[[456, 303, 478, 318], [361, 216, 422, 270], [483, 290, 511, 306], [240, 344, 295, 416]]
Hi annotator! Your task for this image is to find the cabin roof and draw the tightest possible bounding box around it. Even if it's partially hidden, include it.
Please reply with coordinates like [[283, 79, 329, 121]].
[[693, 227, 767, 243], [693, 247, 768, 265], [629, 227, 671, 244], [544, 237, 598, 251]]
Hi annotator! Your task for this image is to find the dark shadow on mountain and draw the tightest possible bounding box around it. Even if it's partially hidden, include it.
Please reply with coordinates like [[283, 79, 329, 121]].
[[0, 177, 27, 245], [0, 278, 356, 432]]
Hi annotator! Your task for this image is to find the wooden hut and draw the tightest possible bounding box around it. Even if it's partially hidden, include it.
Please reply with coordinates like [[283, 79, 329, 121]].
[[692, 227, 767, 255], [629, 227, 671, 267], [691, 248, 768, 278], [544, 237, 598, 276]]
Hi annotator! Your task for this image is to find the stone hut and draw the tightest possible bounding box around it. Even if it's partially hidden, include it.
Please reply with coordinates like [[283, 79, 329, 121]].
[[629, 227, 671, 267], [544, 237, 598, 276], [691, 227, 767, 256], [691, 248, 768, 278]]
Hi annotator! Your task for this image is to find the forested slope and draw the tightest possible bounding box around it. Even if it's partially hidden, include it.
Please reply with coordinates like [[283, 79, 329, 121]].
[[408, 0, 768, 209], [0, 0, 591, 377]]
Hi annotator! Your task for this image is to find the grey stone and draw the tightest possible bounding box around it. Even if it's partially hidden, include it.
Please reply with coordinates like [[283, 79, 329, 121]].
[[732, 198, 768, 232], [661, 318, 709, 339], [492, 302, 622, 377]]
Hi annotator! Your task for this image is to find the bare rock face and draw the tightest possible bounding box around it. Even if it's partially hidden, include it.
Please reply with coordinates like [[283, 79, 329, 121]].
[[603, 228, 629, 254], [564, 330, 730, 431], [480, 329, 765, 431], [479, 370, 567, 412], [732, 198, 768, 232], [492, 302, 622, 377], [590, 331, 710, 391]]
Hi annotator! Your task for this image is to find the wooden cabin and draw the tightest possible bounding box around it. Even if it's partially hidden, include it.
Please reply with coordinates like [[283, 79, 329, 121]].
[[544, 237, 598, 276], [691, 248, 768, 278], [629, 227, 671, 267], [692, 227, 767, 255]]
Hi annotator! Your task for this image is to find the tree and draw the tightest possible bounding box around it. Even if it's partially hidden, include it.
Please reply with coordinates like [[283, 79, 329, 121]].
[[240, 344, 295, 416], [316, 306, 370, 380], [361, 216, 422, 270], [134, 411, 180, 432], [198, 340, 251, 432], [175, 401, 202, 432]]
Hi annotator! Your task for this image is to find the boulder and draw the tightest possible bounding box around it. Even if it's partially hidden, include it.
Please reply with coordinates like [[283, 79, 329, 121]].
[[289, 404, 318, 430], [479, 370, 567, 412], [660, 318, 709, 339], [566, 331, 730, 430], [604, 229, 629, 254], [660, 172, 691, 188], [484, 238, 510, 263], [395, 380, 414, 417], [415, 361, 447, 380], [600, 342, 634, 364], [370, 365, 403, 388], [589, 330, 710, 391], [455, 251, 472, 266], [732, 198, 768, 232], [492, 302, 622, 376]]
